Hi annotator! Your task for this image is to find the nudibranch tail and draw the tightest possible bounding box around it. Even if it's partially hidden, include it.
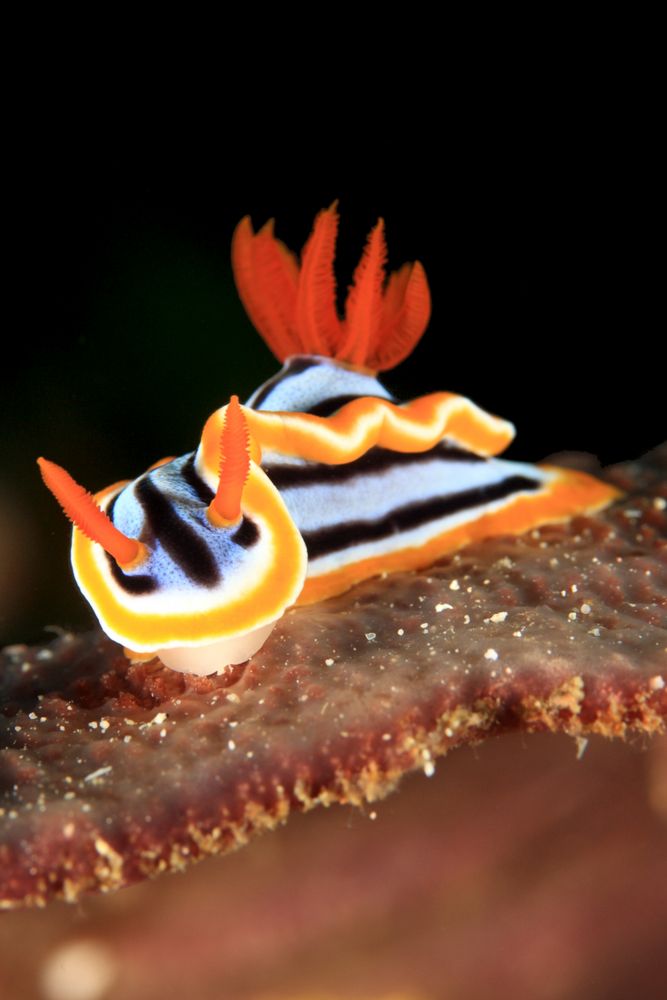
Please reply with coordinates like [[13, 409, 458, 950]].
[[209, 395, 250, 525], [37, 457, 142, 566], [231, 204, 431, 372]]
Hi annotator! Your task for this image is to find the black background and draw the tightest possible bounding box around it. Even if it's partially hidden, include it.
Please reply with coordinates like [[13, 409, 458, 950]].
[[3, 119, 663, 644]]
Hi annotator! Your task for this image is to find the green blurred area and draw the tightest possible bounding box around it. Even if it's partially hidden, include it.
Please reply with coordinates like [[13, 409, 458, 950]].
[[3, 228, 277, 645]]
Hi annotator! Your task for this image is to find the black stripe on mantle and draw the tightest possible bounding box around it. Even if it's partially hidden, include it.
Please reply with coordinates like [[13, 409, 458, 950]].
[[249, 357, 320, 410], [105, 494, 157, 594], [135, 477, 220, 587], [302, 474, 541, 560], [264, 441, 487, 492]]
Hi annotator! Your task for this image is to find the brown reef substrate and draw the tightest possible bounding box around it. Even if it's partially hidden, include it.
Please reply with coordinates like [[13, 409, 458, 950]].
[[1, 444, 665, 908]]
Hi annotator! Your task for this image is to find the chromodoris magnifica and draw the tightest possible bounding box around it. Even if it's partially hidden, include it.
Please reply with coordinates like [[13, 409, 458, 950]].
[[39, 205, 620, 675]]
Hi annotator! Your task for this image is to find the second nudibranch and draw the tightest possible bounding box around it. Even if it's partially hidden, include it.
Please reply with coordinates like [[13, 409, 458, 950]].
[[38, 397, 307, 674], [39, 204, 620, 675]]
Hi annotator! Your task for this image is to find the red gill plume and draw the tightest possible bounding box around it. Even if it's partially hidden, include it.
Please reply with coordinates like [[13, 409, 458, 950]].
[[231, 204, 431, 372]]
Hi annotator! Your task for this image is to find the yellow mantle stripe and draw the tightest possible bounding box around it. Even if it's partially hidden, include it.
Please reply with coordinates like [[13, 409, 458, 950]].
[[199, 393, 516, 474]]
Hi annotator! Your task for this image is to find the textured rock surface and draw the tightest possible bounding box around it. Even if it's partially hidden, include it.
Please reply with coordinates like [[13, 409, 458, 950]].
[[1, 733, 666, 1000], [1, 445, 665, 907]]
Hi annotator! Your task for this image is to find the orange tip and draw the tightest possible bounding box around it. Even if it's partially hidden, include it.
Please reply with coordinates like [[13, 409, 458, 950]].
[[208, 396, 250, 525], [37, 456, 141, 566]]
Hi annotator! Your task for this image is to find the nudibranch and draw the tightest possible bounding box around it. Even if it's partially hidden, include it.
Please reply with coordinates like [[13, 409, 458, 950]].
[[38, 399, 308, 675], [39, 204, 620, 675]]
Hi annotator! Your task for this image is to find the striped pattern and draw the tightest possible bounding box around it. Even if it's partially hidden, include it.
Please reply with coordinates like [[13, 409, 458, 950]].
[[67, 355, 619, 664], [261, 441, 546, 578], [105, 455, 234, 595], [246, 354, 395, 414], [198, 362, 517, 478], [45, 204, 622, 675], [71, 458, 308, 652], [101, 456, 265, 600], [241, 360, 546, 582]]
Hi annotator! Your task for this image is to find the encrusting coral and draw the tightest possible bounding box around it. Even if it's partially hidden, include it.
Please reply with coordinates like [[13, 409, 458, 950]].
[[1, 445, 665, 907]]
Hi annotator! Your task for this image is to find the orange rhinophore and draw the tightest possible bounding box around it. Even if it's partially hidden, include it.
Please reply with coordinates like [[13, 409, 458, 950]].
[[40, 203, 621, 679], [209, 395, 250, 525], [37, 457, 141, 566]]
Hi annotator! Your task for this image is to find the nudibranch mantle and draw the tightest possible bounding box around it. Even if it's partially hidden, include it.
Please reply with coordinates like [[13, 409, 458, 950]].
[[70, 454, 307, 675], [199, 355, 617, 607], [39, 204, 620, 675]]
